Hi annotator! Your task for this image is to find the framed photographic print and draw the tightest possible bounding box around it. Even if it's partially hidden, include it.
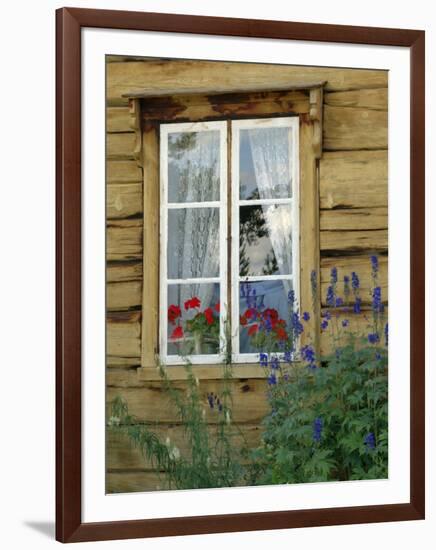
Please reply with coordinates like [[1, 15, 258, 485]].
[[56, 7, 425, 543]]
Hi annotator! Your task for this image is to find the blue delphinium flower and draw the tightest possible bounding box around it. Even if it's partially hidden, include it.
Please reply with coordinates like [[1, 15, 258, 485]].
[[364, 432, 376, 451], [342, 319, 349, 328], [259, 353, 268, 367], [288, 289, 295, 306], [353, 297, 362, 314], [368, 332, 380, 344], [372, 286, 383, 313], [313, 417, 323, 443], [267, 372, 277, 386], [371, 255, 379, 273], [351, 272, 360, 291], [321, 319, 329, 330], [384, 322, 389, 347], [330, 267, 338, 285], [343, 275, 350, 302], [207, 393, 214, 409], [283, 373, 289, 381], [284, 351, 292, 363], [302, 311, 310, 322], [335, 297, 343, 307], [270, 356, 280, 370], [375, 352, 382, 361], [301, 344, 315, 364], [291, 312, 304, 336], [310, 270, 317, 297], [322, 310, 332, 321], [326, 285, 335, 307]]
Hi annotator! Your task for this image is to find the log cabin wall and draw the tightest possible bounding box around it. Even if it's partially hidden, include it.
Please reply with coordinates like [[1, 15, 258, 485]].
[[106, 57, 388, 492]]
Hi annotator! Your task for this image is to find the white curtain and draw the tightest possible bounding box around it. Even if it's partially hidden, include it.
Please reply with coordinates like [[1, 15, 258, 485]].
[[247, 127, 294, 296], [169, 131, 221, 311]]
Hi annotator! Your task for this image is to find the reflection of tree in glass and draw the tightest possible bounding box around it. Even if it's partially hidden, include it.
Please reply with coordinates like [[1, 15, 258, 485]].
[[262, 252, 278, 275], [168, 132, 197, 159], [239, 205, 277, 276]]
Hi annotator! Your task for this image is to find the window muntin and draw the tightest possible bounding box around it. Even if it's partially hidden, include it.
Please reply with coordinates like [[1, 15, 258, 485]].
[[159, 121, 228, 365], [160, 117, 299, 365], [231, 117, 300, 363]]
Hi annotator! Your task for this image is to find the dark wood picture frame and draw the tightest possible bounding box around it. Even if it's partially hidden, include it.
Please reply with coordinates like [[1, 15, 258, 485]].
[[56, 7, 425, 543]]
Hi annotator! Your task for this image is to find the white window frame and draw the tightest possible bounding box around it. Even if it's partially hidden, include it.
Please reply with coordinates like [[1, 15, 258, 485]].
[[159, 120, 228, 365], [231, 117, 300, 364]]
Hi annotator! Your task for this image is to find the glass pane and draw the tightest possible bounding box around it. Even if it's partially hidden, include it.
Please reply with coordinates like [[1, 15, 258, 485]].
[[168, 131, 220, 202], [167, 283, 220, 356], [239, 126, 293, 200], [239, 204, 293, 277], [167, 208, 220, 279], [239, 280, 293, 354]]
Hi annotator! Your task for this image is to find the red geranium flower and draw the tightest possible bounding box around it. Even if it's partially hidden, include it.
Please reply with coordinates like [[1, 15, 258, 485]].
[[263, 308, 279, 321], [168, 304, 181, 324], [248, 324, 259, 336], [244, 308, 258, 320], [240, 315, 248, 327], [214, 302, 220, 312], [275, 326, 288, 341], [204, 307, 214, 325], [170, 325, 184, 339], [184, 296, 201, 310]]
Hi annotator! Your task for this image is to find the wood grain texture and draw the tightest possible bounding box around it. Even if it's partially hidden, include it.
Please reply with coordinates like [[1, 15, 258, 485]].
[[107, 280, 142, 311], [107, 219, 142, 261], [320, 207, 388, 231], [107, 59, 388, 104], [320, 230, 388, 254], [107, 160, 142, 184], [107, 107, 131, 132], [107, 132, 136, 159], [107, 260, 142, 283], [107, 183, 142, 219], [320, 255, 388, 305], [320, 150, 388, 209], [323, 105, 388, 150], [107, 311, 141, 357], [324, 88, 388, 110]]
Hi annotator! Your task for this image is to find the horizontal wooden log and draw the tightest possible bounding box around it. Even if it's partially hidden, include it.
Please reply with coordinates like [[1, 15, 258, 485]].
[[107, 59, 388, 103], [324, 105, 387, 150], [107, 424, 262, 470], [107, 280, 142, 310], [320, 150, 388, 209], [107, 160, 142, 184], [106, 379, 270, 425], [107, 219, 142, 261], [320, 255, 388, 306], [107, 356, 141, 368], [324, 88, 388, 110], [107, 107, 131, 132], [320, 207, 388, 231], [107, 311, 141, 358], [107, 261, 142, 283], [320, 230, 388, 254], [320, 307, 388, 356], [107, 183, 143, 219], [137, 364, 270, 381], [107, 132, 136, 159], [106, 471, 164, 493]]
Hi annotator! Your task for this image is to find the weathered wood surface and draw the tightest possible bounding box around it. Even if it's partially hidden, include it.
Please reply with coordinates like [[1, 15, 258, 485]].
[[107, 280, 142, 311], [107, 183, 142, 219], [320, 207, 388, 231], [107, 132, 136, 159], [107, 356, 141, 368], [107, 59, 388, 105], [107, 312, 141, 357], [107, 219, 142, 261], [107, 471, 165, 493], [106, 379, 270, 425], [107, 424, 262, 470], [320, 307, 388, 356], [320, 230, 388, 254], [107, 107, 131, 132], [324, 88, 388, 110], [107, 260, 142, 283], [107, 160, 142, 184], [137, 364, 271, 381], [320, 150, 388, 209], [323, 105, 387, 150], [320, 256, 388, 306]]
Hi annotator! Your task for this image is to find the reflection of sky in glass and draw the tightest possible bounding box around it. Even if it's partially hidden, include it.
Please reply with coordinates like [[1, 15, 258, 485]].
[[239, 128, 292, 200], [240, 204, 293, 276], [168, 131, 220, 202], [167, 283, 220, 356], [239, 280, 291, 353]]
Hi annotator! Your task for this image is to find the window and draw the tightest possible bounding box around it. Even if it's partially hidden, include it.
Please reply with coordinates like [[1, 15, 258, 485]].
[[159, 117, 299, 365]]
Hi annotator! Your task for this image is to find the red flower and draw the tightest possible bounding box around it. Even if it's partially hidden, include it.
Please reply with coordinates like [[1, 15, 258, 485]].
[[274, 326, 288, 341], [170, 326, 184, 339], [214, 302, 220, 313], [168, 304, 181, 324], [263, 308, 279, 321], [240, 315, 248, 327], [248, 324, 259, 336], [204, 307, 214, 325], [184, 296, 201, 310], [244, 308, 258, 320]]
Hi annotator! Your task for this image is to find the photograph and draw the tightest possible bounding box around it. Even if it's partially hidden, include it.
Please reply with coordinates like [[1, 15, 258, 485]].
[[105, 55, 389, 494]]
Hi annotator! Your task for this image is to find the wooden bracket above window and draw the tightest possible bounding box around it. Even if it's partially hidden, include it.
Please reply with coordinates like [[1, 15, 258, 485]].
[[309, 87, 323, 159], [128, 98, 143, 167]]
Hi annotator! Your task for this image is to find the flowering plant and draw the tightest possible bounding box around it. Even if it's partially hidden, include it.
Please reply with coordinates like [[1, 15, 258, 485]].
[[168, 296, 220, 354]]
